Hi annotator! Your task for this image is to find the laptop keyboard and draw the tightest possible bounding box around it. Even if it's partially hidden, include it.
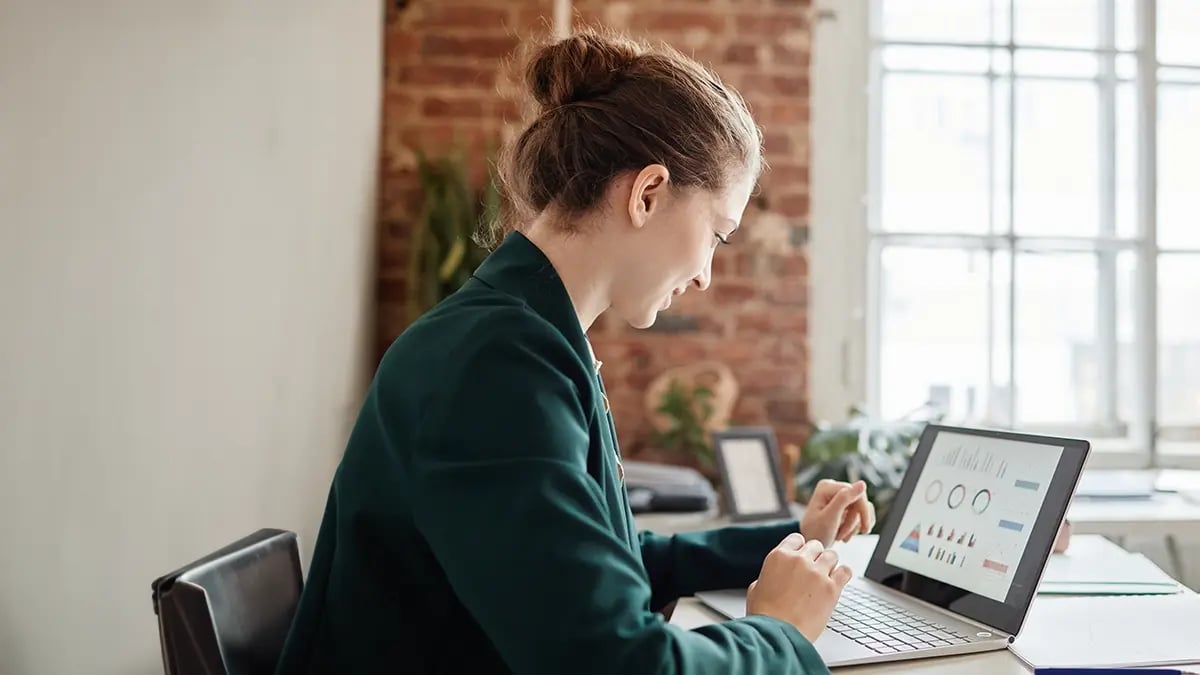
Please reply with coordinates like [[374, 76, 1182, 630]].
[[827, 585, 978, 654]]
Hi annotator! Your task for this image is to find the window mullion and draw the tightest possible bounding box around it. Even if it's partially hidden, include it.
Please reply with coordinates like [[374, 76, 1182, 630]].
[[1136, 0, 1159, 465]]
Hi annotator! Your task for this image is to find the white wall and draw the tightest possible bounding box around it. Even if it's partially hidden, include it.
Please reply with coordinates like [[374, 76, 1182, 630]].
[[0, 2, 381, 673]]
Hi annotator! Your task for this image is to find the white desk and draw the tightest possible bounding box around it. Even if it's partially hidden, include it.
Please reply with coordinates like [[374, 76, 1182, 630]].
[[1068, 492, 1200, 579], [668, 535, 1200, 673]]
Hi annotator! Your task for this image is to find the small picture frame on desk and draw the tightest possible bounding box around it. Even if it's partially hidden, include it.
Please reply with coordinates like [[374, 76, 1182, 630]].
[[711, 427, 792, 522]]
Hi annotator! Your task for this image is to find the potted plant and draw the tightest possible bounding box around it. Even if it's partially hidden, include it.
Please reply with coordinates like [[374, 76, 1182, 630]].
[[644, 380, 720, 483], [406, 147, 500, 323]]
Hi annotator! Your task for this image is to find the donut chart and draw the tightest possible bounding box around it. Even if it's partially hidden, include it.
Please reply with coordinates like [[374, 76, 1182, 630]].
[[947, 483, 966, 509], [925, 479, 944, 504], [972, 489, 992, 514]]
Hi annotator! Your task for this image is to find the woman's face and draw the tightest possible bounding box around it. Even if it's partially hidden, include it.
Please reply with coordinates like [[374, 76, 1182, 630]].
[[609, 167, 755, 329]]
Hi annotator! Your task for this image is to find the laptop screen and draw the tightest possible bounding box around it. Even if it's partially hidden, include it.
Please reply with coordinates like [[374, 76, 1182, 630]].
[[864, 425, 1089, 637]]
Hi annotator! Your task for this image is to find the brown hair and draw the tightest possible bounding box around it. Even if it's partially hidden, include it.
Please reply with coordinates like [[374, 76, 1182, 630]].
[[478, 28, 763, 247]]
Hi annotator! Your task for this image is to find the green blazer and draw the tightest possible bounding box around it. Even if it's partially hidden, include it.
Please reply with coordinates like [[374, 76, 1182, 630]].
[[275, 232, 828, 674]]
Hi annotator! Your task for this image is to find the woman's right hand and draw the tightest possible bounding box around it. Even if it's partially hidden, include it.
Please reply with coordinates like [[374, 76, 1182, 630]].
[[745, 532, 852, 643]]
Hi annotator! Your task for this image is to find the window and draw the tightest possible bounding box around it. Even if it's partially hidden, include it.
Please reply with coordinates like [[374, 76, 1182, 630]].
[[810, 0, 1200, 467]]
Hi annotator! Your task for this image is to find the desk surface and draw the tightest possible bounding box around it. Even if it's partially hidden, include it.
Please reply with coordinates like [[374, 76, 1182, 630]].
[[1068, 492, 1200, 537], [635, 488, 1200, 538], [668, 535, 1200, 673]]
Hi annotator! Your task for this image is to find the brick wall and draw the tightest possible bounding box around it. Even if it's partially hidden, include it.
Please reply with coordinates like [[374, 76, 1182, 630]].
[[379, 0, 813, 453]]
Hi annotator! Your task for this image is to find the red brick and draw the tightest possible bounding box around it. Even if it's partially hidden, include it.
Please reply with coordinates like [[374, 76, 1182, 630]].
[[765, 101, 811, 125], [766, 396, 808, 425], [763, 131, 793, 155], [772, 44, 811, 68], [395, 63, 496, 88], [778, 252, 808, 277], [377, 278, 408, 303], [767, 163, 810, 188], [741, 368, 797, 395], [779, 193, 810, 218], [769, 280, 808, 306], [643, 11, 728, 33], [422, 35, 521, 60], [491, 98, 528, 122], [712, 280, 759, 304], [773, 311, 807, 333], [709, 339, 759, 365], [517, 6, 556, 29], [421, 5, 510, 29], [385, 31, 420, 61], [734, 310, 773, 335], [772, 75, 809, 97], [733, 396, 770, 425], [734, 12, 809, 39], [724, 43, 761, 65], [664, 339, 710, 363], [422, 97, 487, 119]]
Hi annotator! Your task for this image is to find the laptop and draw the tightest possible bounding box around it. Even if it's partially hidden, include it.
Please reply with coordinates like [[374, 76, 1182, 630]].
[[696, 424, 1090, 668]]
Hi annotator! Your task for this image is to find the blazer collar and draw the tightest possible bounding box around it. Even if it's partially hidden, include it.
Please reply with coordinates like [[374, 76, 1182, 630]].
[[471, 231, 594, 369]]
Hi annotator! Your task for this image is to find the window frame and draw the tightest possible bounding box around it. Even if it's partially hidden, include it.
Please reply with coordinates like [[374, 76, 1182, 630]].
[[809, 0, 1200, 469]]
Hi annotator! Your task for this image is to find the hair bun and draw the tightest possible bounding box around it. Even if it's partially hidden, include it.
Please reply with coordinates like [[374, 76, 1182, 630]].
[[527, 32, 643, 109]]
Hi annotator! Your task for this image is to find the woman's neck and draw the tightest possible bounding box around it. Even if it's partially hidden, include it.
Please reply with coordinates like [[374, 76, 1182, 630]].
[[522, 216, 613, 333]]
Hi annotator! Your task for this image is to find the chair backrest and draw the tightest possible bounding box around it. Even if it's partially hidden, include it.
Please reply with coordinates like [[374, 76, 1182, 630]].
[[151, 529, 303, 675]]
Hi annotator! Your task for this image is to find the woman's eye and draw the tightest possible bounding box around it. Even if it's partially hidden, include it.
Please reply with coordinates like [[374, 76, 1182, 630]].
[[714, 232, 731, 246]]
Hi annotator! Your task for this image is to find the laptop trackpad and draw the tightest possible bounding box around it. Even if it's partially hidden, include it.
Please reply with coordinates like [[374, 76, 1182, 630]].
[[813, 628, 868, 667]]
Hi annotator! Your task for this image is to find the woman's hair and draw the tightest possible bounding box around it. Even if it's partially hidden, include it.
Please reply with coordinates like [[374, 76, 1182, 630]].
[[477, 28, 764, 247]]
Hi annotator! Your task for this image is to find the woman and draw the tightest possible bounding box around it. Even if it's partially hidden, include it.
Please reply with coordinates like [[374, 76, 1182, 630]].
[[276, 29, 875, 675]]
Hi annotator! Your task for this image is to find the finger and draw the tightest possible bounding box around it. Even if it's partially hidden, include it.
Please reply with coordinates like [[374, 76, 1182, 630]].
[[815, 548, 839, 574], [837, 514, 860, 543], [831, 564, 854, 588], [826, 482, 868, 514], [812, 478, 840, 504], [777, 532, 806, 552], [799, 538, 825, 561], [864, 501, 877, 533], [847, 498, 871, 535]]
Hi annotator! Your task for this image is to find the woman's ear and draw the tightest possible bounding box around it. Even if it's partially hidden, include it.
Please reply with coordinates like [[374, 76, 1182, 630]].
[[627, 164, 670, 230]]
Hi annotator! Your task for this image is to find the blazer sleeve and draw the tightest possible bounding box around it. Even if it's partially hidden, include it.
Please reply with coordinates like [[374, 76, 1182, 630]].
[[383, 313, 830, 675], [638, 521, 801, 612]]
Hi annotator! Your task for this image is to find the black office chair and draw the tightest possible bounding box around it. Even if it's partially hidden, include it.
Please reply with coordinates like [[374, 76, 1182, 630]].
[[151, 528, 303, 675]]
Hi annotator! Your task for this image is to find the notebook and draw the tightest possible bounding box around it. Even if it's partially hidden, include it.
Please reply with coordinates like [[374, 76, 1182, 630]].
[[1038, 535, 1182, 595], [1010, 594, 1200, 669]]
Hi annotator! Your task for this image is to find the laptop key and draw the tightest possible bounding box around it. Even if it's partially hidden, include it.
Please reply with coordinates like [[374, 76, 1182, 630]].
[[874, 646, 899, 654]]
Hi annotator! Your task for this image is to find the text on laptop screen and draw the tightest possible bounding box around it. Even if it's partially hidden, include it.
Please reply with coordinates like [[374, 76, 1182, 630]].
[[883, 431, 1064, 603]]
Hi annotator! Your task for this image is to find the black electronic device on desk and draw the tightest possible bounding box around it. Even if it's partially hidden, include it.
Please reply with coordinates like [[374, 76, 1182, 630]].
[[622, 460, 717, 514]]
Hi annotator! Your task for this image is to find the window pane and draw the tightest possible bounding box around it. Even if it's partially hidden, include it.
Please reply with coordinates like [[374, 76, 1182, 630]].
[[880, 248, 999, 423], [1159, 85, 1200, 249], [1014, 253, 1099, 426], [1013, 49, 1099, 78], [1159, 0, 1200, 65], [1115, 0, 1138, 51], [882, 46, 992, 74], [1014, 0, 1098, 48], [1159, 254, 1200, 425], [1014, 81, 1100, 236], [1013, 249, 1135, 434], [881, 75, 991, 233], [1116, 82, 1138, 238], [879, 0, 1003, 44]]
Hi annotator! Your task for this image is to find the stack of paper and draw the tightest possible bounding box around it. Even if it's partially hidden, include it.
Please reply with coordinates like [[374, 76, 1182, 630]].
[[1012, 594, 1200, 669], [1039, 535, 1183, 595]]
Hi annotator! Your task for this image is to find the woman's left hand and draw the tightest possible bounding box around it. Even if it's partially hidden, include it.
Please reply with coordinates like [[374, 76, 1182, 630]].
[[800, 479, 877, 547]]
